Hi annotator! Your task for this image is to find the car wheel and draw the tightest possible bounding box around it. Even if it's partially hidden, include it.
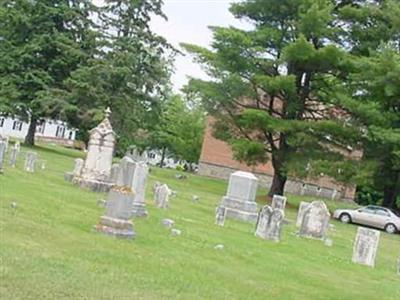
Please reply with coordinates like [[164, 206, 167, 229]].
[[339, 213, 351, 224], [385, 223, 397, 234]]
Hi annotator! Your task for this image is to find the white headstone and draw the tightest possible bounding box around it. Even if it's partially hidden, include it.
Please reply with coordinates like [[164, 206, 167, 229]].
[[219, 171, 259, 222], [255, 205, 285, 242], [131, 161, 149, 217], [8, 142, 20, 167], [299, 201, 330, 239], [296, 201, 311, 227], [156, 184, 170, 209], [115, 156, 136, 187], [72, 158, 84, 177], [0, 141, 6, 171], [215, 205, 226, 226], [352, 227, 380, 267], [24, 151, 37, 173], [81, 109, 115, 182], [271, 195, 287, 210], [108, 163, 119, 183]]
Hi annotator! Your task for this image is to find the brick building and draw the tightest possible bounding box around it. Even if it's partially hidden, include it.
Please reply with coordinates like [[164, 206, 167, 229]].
[[198, 118, 361, 202]]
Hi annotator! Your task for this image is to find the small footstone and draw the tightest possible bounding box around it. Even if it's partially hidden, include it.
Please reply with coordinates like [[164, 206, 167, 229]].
[[162, 218, 175, 229], [214, 244, 224, 250], [191, 195, 199, 203], [324, 238, 333, 247], [10, 202, 17, 209], [171, 229, 181, 236]]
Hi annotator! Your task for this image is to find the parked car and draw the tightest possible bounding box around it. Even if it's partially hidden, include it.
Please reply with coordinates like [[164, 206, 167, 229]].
[[333, 205, 400, 234]]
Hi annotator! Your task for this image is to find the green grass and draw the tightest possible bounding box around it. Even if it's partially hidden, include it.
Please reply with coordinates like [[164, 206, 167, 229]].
[[0, 143, 399, 300]]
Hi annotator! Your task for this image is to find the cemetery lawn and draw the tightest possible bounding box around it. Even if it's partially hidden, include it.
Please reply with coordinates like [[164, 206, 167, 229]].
[[0, 144, 399, 300]]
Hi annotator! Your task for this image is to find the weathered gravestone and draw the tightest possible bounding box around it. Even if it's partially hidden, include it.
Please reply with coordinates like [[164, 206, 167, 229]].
[[271, 195, 287, 210], [299, 201, 330, 239], [296, 201, 311, 227], [74, 108, 116, 192], [64, 158, 84, 182], [108, 163, 119, 183], [0, 140, 6, 172], [8, 142, 20, 168], [215, 205, 226, 226], [95, 156, 136, 239], [131, 161, 149, 217], [255, 205, 285, 242], [352, 227, 380, 267], [155, 184, 170, 209], [152, 181, 161, 193], [218, 171, 259, 223], [24, 152, 37, 173]]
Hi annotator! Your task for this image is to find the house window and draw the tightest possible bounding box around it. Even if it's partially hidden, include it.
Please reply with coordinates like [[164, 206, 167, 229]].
[[68, 131, 73, 140], [12, 120, 23, 131], [0, 118, 4, 127], [56, 125, 65, 138], [36, 122, 45, 134], [149, 153, 156, 159]]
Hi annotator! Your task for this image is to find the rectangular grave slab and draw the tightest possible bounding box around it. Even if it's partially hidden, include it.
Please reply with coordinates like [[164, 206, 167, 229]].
[[352, 227, 380, 267]]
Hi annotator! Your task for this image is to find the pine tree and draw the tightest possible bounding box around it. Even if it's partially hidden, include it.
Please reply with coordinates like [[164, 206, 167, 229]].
[[65, 0, 174, 154], [0, 0, 98, 145], [183, 0, 363, 198]]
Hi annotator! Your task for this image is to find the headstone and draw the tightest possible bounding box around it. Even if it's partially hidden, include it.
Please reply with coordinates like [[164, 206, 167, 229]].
[[296, 201, 311, 227], [324, 238, 333, 247], [192, 195, 199, 203], [352, 227, 380, 267], [161, 219, 175, 229], [8, 142, 20, 168], [24, 151, 37, 173], [299, 201, 330, 239], [214, 244, 224, 250], [218, 171, 259, 223], [40, 160, 46, 170], [271, 195, 287, 210], [131, 161, 149, 217], [171, 228, 181, 236], [73, 158, 84, 177], [108, 163, 119, 183], [255, 205, 285, 242], [215, 205, 226, 226], [95, 156, 136, 239], [152, 181, 161, 193], [78, 107, 116, 192], [155, 184, 170, 209], [0, 141, 6, 172]]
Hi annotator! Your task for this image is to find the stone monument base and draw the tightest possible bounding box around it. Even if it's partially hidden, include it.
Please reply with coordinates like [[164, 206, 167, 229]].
[[95, 216, 135, 239], [131, 202, 148, 217], [73, 177, 114, 193], [220, 196, 258, 223]]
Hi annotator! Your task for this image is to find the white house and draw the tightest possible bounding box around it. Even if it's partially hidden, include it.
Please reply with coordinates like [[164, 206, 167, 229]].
[[0, 116, 77, 145]]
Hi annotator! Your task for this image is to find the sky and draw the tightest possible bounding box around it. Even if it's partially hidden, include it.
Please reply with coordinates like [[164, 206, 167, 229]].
[[92, 0, 251, 92], [150, 0, 249, 92]]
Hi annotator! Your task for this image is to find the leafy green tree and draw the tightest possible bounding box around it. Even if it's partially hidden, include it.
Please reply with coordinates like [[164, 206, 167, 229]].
[[341, 48, 400, 209], [0, 0, 98, 145], [150, 95, 205, 168], [65, 0, 174, 154], [183, 0, 363, 198]]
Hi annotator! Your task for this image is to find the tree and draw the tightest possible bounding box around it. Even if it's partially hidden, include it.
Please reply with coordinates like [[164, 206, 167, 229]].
[[150, 94, 205, 168], [342, 49, 400, 209], [65, 0, 174, 154], [335, 0, 400, 209], [183, 0, 362, 198], [0, 0, 98, 145]]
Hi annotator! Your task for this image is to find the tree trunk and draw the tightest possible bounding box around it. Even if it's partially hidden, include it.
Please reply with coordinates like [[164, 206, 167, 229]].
[[268, 172, 287, 198], [24, 116, 37, 146], [267, 153, 287, 198], [382, 172, 400, 209], [159, 146, 166, 168]]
